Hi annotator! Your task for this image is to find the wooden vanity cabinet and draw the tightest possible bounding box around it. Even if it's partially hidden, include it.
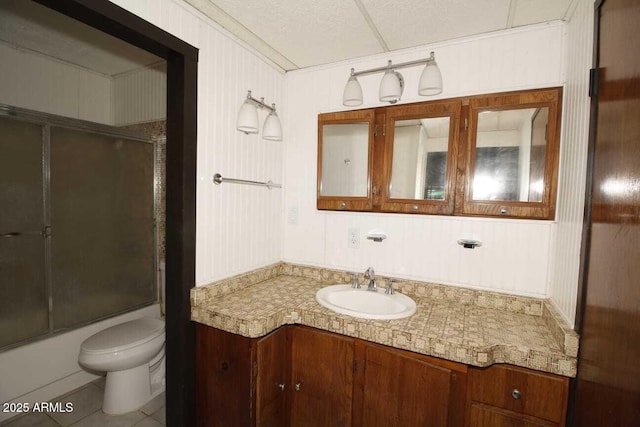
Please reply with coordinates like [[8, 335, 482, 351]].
[[196, 324, 568, 427], [196, 324, 354, 427], [466, 364, 569, 427], [354, 342, 467, 427]]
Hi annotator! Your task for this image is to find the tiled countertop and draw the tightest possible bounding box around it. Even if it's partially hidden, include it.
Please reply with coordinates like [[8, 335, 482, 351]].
[[191, 263, 579, 377]]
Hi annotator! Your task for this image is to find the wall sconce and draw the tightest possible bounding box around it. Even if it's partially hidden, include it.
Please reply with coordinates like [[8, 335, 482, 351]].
[[342, 51, 442, 106], [236, 90, 282, 141]]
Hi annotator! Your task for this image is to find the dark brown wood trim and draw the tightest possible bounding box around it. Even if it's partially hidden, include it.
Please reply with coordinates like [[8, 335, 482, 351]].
[[568, 1, 601, 425], [32, 1, 198, 425]]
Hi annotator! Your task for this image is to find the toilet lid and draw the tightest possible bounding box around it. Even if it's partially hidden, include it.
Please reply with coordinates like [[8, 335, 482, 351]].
[[81, 317, 165, 354]]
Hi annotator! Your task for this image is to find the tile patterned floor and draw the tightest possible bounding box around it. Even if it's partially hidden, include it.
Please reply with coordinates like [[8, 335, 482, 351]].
[[1, 378, 165, 427]]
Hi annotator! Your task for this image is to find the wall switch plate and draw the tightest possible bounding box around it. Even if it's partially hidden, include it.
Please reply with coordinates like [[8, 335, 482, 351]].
[[348, 228, 360, 249], [287, 206, 299, 225]]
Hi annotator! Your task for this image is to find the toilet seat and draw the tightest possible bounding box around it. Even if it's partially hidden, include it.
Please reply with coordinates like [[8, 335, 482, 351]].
[[81, 317, 164, 355]]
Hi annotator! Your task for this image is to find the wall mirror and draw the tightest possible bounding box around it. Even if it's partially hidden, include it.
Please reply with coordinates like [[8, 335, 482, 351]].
[[317, 109, 375, 211], [390, 117, 450, 200], [464, 88, 562, 219], [320, 122, 369, 197], [381, 101, 461, 214], [317, 87, 561, 219], [472, 107, 548, 202]]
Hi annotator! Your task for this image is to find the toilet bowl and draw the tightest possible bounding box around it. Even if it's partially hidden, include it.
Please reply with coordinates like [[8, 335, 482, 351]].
[[78, 316, 165, 415]]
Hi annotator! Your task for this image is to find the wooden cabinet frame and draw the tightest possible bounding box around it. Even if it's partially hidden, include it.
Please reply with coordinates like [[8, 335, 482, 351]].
[[461, 88, 562, 219], [381, 100, 462, 215], [317, 109, 375, 211], [317, 87, 563, 220]]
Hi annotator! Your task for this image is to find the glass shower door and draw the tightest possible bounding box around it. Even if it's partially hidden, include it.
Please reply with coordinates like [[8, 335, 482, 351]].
[[50, 127, 155, 330], [0, 116, 49, 348]]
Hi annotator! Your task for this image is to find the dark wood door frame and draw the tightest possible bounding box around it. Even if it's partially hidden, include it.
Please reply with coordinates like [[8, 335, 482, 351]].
[[32, 1, 198, 425]]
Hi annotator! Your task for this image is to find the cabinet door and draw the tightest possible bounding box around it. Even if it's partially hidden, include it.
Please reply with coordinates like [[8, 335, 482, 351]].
[[463, 87, 562, 219], [381, 100, 462, 214], [195, 324, 254, 427], [358, 344, 466, 427], [468, 403, 557, 427], [256, 327, 290, 427], [290, 327, 354, 427], [317, 109, 375, 211]]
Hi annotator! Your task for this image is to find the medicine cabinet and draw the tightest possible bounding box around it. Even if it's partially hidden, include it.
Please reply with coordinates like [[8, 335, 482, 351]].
[[461, 88, 562, 218], [317, 87, 562, 220], [317, 109, 375, 211]]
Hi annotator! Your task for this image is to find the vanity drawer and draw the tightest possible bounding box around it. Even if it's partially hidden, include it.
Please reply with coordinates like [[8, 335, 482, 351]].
[[468, 364, 569, 424]]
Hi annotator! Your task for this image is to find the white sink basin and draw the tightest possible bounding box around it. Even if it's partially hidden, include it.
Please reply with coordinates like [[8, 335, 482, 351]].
[[315, 285, 417, 320]]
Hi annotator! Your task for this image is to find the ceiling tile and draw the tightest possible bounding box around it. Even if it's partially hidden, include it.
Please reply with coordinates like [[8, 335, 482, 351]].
[[512, 0, 573, 27], [209, 0, 385, 68], [0, 0, 161, 76], [359, 0, 512, 51]]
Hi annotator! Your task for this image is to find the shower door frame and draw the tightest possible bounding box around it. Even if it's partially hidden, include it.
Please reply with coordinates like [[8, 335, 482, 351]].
[[31, 1, 199, 425], [0, 103, 159, 348]]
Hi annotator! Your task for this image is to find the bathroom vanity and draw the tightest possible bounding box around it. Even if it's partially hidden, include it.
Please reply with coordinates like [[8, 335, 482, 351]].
[[191, 263, 577, 427]]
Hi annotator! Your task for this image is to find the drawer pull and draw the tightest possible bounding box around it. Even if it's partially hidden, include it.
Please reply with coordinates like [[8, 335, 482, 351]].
[[277, 383, 285, 391], [294, 383, 301, 392], [511, 388, 522, 400]]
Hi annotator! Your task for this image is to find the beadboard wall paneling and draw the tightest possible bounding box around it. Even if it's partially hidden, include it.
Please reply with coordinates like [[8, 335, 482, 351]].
[[0, 42, 112, 124], [110, 0, 286, 285], [283, 23, 565, 298], [548, 0, 593, 326], [113, 62, 167, 126]]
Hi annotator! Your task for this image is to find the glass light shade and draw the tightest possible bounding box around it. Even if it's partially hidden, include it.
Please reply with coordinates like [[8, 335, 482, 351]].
[[343, 75, 363, 107], [379, 70, 403, 103], [262, 111, 282, 141], [236, 100, 259, 134], [418, 62, 443, 96]]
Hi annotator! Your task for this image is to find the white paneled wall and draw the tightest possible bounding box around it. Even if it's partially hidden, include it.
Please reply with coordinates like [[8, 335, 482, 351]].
[[283, 23, 565, 298], [0, 42, 112, 124], [110, 0, 286, 285], [548, 0, 594, 326], [113, 62, 167, 125]]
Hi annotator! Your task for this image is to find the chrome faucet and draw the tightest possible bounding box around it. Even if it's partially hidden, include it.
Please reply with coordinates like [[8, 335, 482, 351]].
[[385, 278, 396, 295], [364, 267, 377, 291], [348, 272, 360, 289]]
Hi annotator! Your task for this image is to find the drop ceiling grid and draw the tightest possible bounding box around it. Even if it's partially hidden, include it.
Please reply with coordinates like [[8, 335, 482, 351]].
[[209, 0, 385, 68], [359, 0, 512, 51]]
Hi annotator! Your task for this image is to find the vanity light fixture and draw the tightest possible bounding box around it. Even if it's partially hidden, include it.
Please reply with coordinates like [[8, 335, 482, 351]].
[[236, 90, 282, 141], [342, 51, 442, 106]]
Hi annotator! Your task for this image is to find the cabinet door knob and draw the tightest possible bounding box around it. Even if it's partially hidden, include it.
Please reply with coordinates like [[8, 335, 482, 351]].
[[511, 388, 522, 400], [294, 383, 301, 391], [277, 383, 285, 391]]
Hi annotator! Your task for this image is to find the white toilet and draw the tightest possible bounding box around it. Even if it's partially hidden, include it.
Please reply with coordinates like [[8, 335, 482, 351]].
[[78, 316, 166, 414], [79, 262, 166, 414]]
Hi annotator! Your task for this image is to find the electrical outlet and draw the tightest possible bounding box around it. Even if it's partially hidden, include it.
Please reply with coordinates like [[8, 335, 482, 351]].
[[348, 228, 360, 249]]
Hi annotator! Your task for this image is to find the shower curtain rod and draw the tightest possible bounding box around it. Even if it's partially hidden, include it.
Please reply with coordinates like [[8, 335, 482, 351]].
[[212, 173, 281, 190]]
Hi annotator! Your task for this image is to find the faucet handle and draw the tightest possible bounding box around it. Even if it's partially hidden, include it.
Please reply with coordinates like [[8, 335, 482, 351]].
[[385, 278, 398, 295], [364, 267, 375, 279], [347, 272, 360, 289]]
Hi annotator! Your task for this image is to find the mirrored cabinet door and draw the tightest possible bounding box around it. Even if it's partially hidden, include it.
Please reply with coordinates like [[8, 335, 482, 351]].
[[381, 100, 462, 214], [317, 109, 375, 211], [463, 88, 562, 219]]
